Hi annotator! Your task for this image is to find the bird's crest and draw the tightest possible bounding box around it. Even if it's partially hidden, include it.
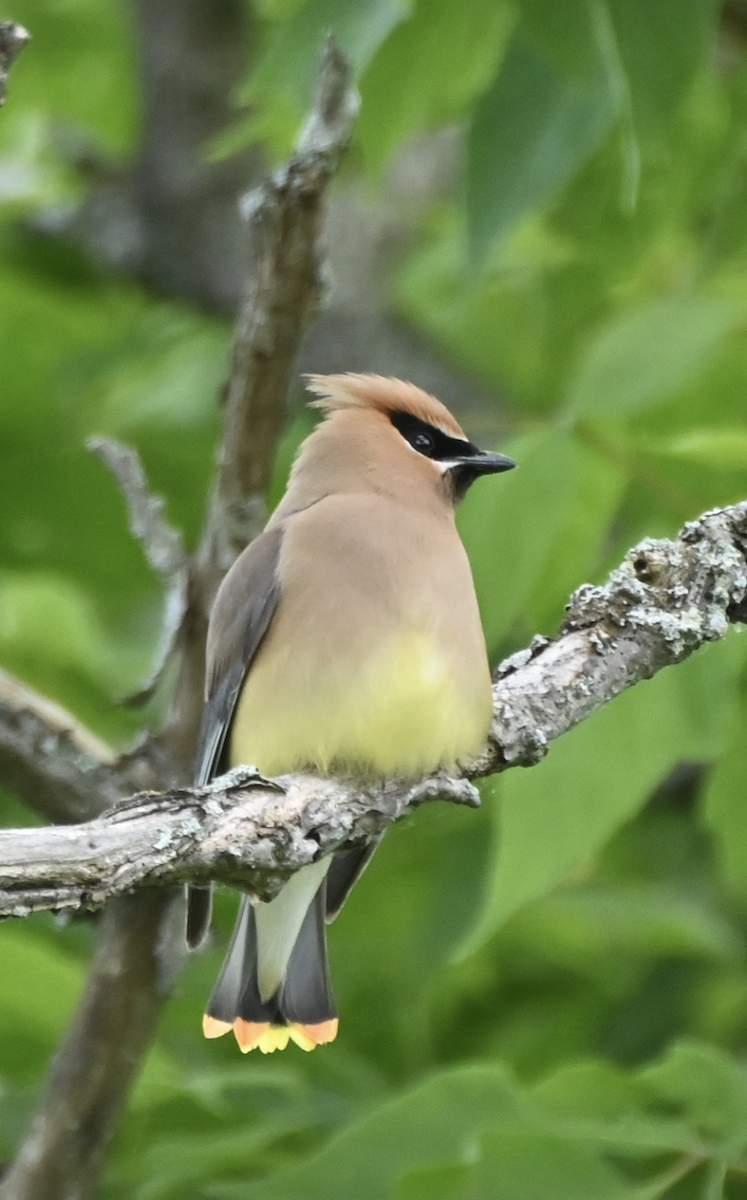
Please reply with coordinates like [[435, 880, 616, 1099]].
[[305, 373, 467, 440]]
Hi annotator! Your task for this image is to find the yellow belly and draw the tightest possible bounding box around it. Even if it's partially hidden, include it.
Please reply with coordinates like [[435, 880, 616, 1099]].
[[229, 627, 492, 779]]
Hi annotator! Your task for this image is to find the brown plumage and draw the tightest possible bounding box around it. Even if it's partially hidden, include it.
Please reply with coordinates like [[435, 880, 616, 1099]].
[[306, 373, 467, 432], [193, 374, 515, 1053]]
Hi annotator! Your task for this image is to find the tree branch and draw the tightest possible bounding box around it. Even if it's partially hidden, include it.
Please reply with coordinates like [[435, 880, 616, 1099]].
[[199, 35, 359, 581], [477, 500, 747, 772], [0, 439, 190, 828], [88, 436, 189, 705], [0, 21, 29, 107], [2, 500, 745, 919], [0, 667, 129, 824], [0, 768, 478, 918]]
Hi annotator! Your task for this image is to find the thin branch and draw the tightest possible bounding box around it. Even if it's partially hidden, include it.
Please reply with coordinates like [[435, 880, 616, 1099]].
[[200, 36, 360, 581], [2, 500, 745, 919], [0, 449, 187, 827], [0, 22, 29, 107], [0, 443, 188, 827], [88, 436, 189, 704], [0, 667, 127, 824]]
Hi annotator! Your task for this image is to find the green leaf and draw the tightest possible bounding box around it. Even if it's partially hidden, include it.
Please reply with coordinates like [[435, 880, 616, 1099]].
[[396, 1163, 470, 1200], [458, 428, 580, 656], [0, 923, 176, 1098], [90, 310, 227, 434], [401, 1130, 642, 1200], [604, 0, 719, 132], [241, 0, 409, 154], [466, 28, 616, 261], [459, 639, 741, 953], [520, 0, 613, 82], [358, 0, 513, 170], [469, 1129, 636, 1200], [515, 885, 742, 964], [638, 1040, 747, 1152], [0, 922, 83, 1053], [703, 708, 747, 895], [398, 1161, 468, 1200], [0, 0, 137, 153], [523, 439, 626, 634], [565, 297, 741, 417], [658, 428, 747, 470], [326, 799, 494, 1072], [532, 1060, 695, 1155], [0, 571, 153, 707], [133, 1121, 317, 1200], [133, 1062, 313, 1118], [215, 1065, 524, 1200], [392, 203, 587, 404]]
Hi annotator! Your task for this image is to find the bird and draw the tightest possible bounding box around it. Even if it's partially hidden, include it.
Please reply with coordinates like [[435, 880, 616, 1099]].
[[192, 373, 515, 1054]]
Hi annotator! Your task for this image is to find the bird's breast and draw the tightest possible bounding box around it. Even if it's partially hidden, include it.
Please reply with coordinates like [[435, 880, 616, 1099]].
[[229, 623, 492, 780]]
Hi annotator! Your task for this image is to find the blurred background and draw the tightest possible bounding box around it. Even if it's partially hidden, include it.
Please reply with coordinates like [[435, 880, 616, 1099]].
[[3, 1, 747, 1196]]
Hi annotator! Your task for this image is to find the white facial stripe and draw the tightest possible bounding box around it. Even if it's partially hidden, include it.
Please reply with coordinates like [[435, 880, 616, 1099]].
[[400, 445, 463, 471]]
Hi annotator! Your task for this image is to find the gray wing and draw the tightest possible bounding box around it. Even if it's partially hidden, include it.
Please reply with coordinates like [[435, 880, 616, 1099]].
[[194, 525, 284, 787], [187, 525, 283, 948]]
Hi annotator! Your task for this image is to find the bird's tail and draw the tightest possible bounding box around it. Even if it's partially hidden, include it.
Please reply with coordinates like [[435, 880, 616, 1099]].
[[185, 883, 213, 949], [202, 860, 338, 1053]]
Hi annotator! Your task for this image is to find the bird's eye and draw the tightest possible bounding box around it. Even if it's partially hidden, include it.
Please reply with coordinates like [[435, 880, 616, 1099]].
[[389, 412, 444, 458], [410, 431, 435, 454]]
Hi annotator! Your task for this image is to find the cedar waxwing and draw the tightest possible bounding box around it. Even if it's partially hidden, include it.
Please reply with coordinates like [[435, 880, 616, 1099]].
[[192, 374, 515, 1053]]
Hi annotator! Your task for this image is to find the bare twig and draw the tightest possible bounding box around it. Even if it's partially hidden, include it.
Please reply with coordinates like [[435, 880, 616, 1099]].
[[0, 21, 29, 107], [1, 500, 746, 920], [200, 36, 359, 582], [88, 437, 189, 704]]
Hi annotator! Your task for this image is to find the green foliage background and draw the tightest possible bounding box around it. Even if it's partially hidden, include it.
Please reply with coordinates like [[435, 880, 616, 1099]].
[[3, 0, 747, 1196]]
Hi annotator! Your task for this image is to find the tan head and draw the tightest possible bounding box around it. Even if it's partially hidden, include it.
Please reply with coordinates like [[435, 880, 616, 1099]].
[[305, 373, 468, 435], [274, 374, 515, 519]]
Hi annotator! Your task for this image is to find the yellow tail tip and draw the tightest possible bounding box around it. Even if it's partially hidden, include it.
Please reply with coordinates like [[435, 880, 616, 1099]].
[[210, 1018, 340, 1053], [233, 1019, 272, 1052], [292, 1019, 339, 1048], [257, 1025, 292, 1054], [202, 1015, 233, 1039]]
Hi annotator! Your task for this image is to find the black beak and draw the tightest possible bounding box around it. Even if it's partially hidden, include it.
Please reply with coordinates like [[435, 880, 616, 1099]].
[[455, 449, 516, 476]]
